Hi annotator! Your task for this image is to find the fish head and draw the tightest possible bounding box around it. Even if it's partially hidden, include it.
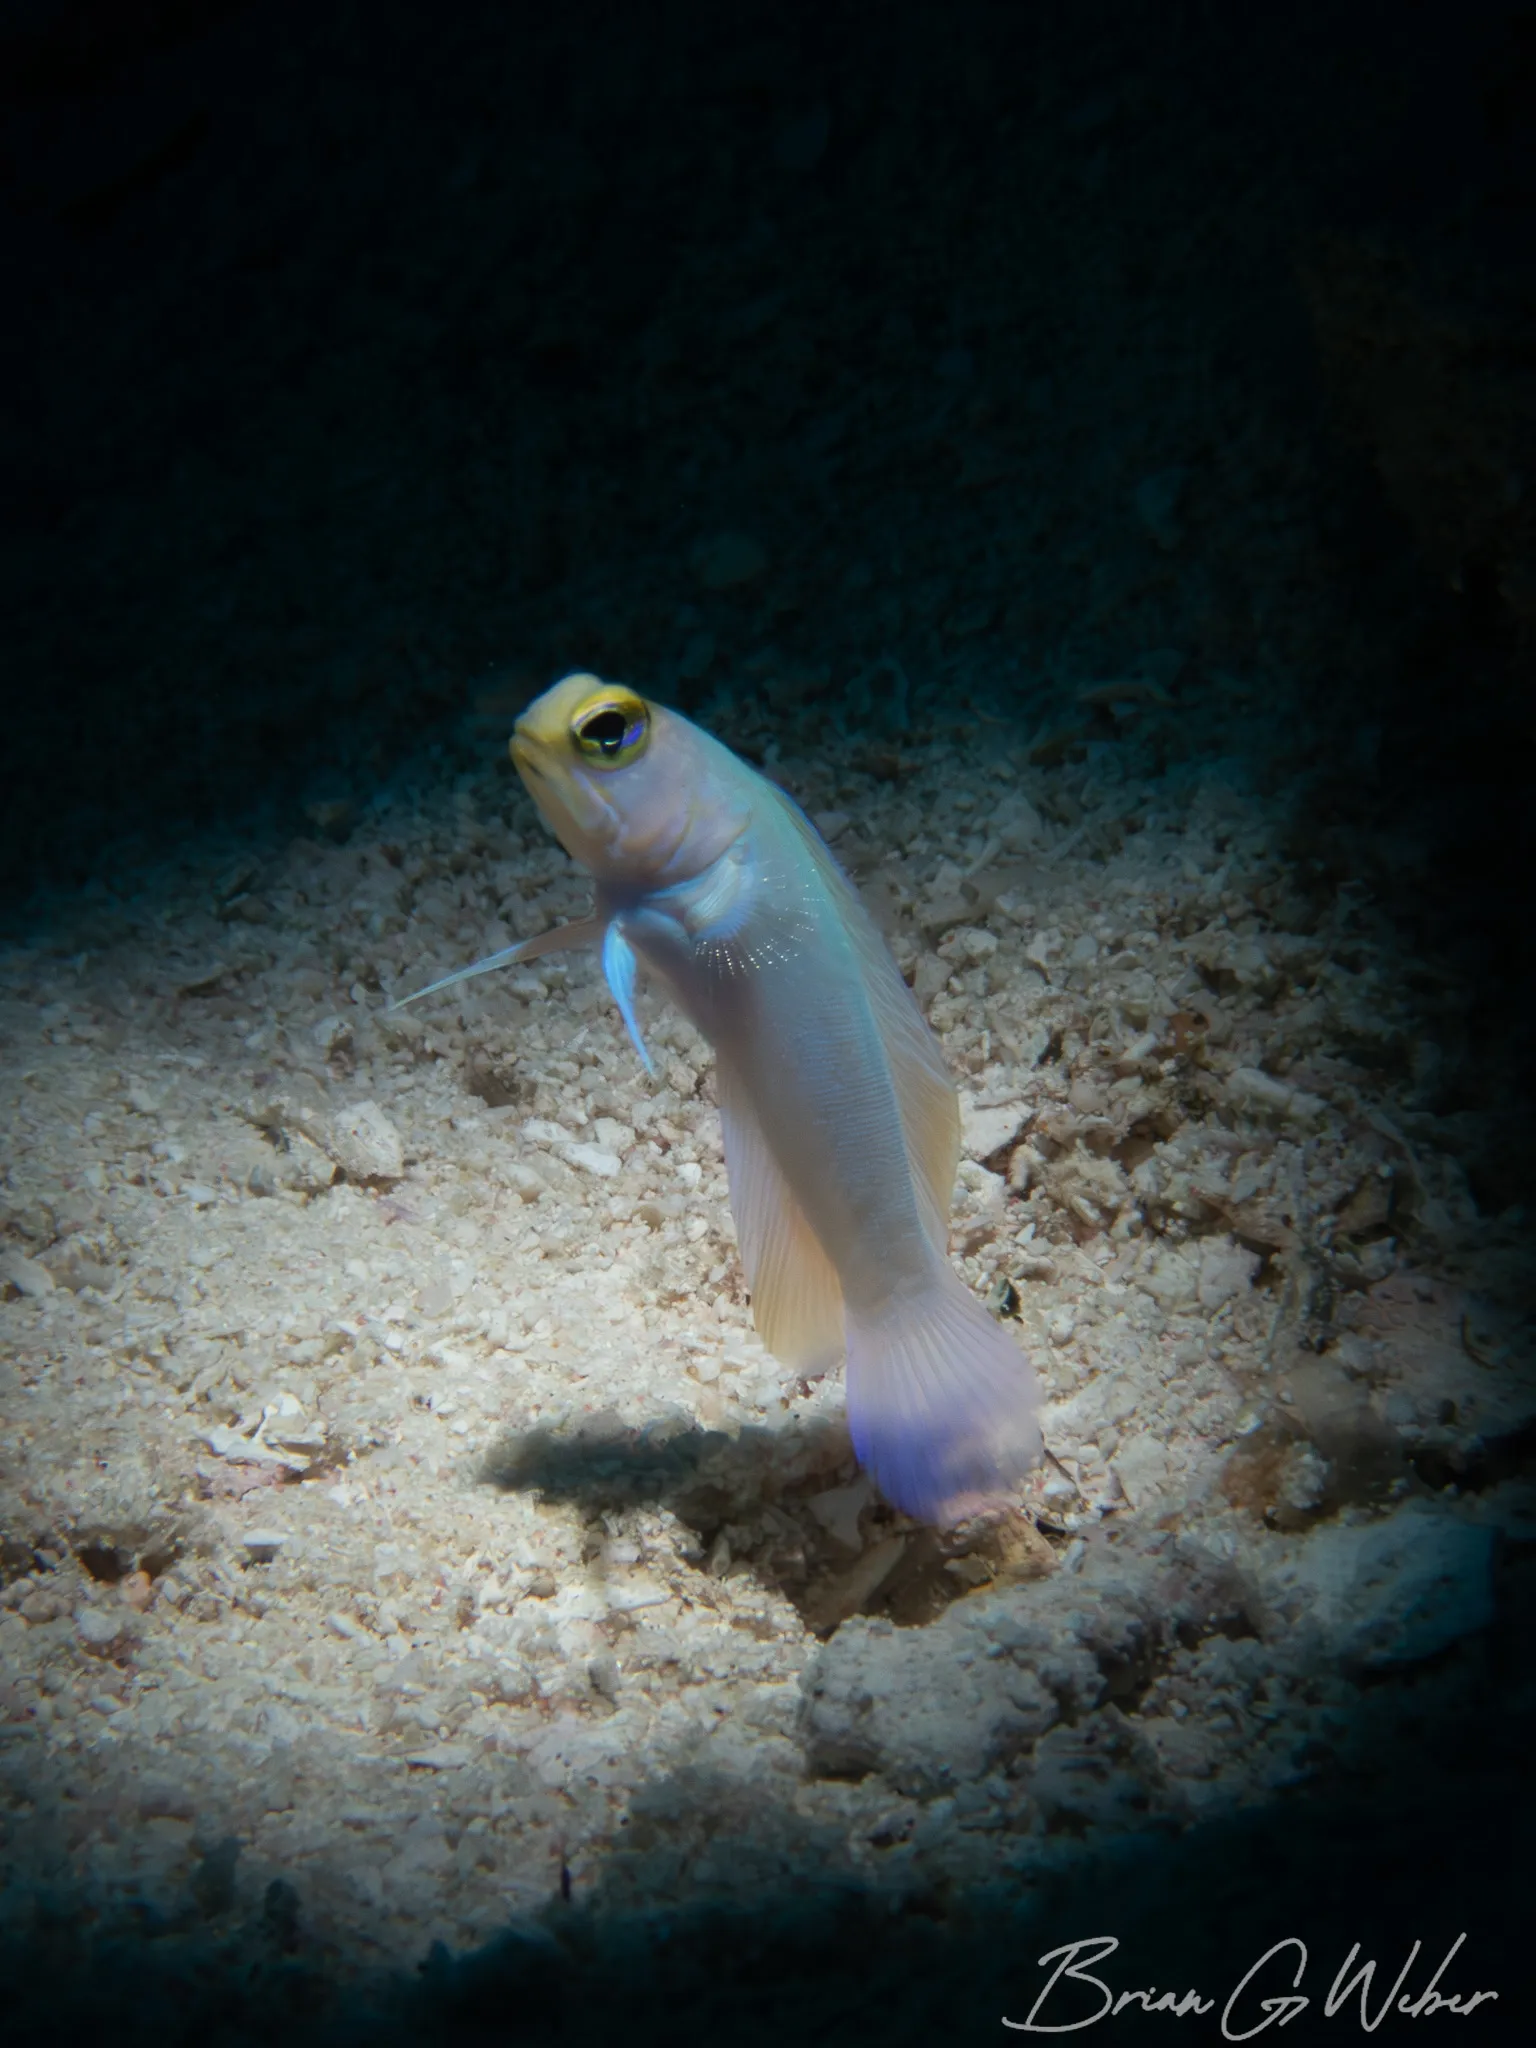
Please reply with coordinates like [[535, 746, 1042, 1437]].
[[511, 673, 748, 888]]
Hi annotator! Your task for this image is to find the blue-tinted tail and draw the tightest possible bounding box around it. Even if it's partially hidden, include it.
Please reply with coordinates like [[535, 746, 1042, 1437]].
[[844, 1272, 1041, 1524]]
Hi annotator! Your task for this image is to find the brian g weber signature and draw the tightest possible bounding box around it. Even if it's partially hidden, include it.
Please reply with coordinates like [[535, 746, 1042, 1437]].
[[1002, 1934, 1499, 2035]]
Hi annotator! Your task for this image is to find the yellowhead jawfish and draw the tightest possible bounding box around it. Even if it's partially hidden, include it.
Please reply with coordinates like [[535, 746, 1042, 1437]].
[[400, 674, 1040, 1524]]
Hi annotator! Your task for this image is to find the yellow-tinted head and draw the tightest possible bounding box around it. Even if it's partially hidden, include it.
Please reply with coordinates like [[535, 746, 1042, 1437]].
[[510, 673, 747, 887]]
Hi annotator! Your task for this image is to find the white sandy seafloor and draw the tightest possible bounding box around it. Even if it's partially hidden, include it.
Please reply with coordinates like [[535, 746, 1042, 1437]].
[[1, 684, 1533, 2018]]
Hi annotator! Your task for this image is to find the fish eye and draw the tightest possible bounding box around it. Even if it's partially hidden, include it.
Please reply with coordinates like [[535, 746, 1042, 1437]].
[[571, 690, 650, 768]]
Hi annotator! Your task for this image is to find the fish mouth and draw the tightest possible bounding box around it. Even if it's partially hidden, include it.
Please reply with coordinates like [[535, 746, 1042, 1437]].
[[510, 724, 620, 854]]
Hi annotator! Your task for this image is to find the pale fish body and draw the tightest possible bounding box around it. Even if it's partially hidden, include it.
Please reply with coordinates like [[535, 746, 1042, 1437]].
[[400, 674, 1040, 1523]]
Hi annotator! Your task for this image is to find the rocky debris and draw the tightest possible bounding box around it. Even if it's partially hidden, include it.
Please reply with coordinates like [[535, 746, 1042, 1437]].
[[1110, 1435, 1175, 1510], [324, 1101, 406, 1184], [0, 767, 1528, 1992], [800, 1545, 1227, 1797], [0, 1248, 55, 1298], [197, 1389, 326, 1475], [76, 1606, 127, 1653], [247, 1076, 404, 1186], [1260, 1499, 1497, 1669], [958, 1094, 1030, 1164]]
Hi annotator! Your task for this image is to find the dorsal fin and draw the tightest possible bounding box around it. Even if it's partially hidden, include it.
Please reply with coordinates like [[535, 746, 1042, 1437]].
[[765, 789, 959, 1254]]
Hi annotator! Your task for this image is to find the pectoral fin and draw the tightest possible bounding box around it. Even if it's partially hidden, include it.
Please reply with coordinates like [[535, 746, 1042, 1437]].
[[391, 916, 603, 1009], [602, 920, 655, 1076], [716, 1054, 844, 1374]]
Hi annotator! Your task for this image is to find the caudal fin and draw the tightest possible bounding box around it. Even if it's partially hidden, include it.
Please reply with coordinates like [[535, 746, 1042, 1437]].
[[844, 1274, 1041, 1525]]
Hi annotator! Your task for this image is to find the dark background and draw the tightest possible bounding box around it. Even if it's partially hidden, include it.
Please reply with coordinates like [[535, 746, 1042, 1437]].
[[1, 0, 1532, 2038], [4, 0, 1534, 1159]]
